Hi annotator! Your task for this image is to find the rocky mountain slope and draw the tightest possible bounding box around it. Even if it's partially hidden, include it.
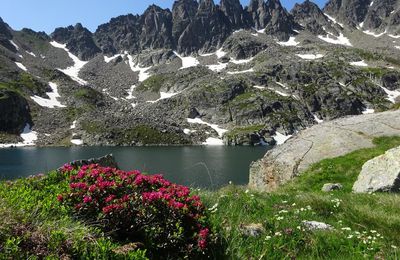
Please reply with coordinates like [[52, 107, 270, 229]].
[[0, 0, 400, 147]]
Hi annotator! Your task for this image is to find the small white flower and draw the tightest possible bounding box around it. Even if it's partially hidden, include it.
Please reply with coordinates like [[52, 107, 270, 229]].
[[245, 189, 249, 194], [276, 216, 284, 221], [275, 232, 282, 236], [347, 235, 353, 239], [265, 236, 272, 240], [250, 194, 254, 197], [229, 181, 232, 185], [392, 245, 398, 249], [370, 230, 377, 233], [292, 203, 296, 206], [341, 227, 351, 231], [279, 210, 289, 214]]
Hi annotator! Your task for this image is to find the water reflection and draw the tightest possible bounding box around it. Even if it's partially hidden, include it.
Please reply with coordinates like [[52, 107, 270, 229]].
[[0, 146, 269, 189]]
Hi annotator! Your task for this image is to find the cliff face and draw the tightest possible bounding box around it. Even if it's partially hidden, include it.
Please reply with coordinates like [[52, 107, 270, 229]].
[[0, 89, 31, 134]]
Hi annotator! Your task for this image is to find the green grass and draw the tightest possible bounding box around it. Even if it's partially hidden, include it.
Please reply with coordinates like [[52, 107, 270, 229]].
[[136, 74, 169, 92], [0, 172, 148, 259], [282, 136, 400, 193], [1, 136, 400, 259]]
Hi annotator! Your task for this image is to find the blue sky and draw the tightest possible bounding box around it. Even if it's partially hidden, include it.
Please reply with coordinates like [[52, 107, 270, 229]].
[[0, 0, 328, 34]]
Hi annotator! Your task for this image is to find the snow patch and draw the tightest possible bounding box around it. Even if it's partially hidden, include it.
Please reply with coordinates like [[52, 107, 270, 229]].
[[15, 62, 27, 71], [202, 137, 224, 146], [216, 48, 227, 59], [277, 37, 300, 46], [227, 68, 254, 75], [362, 108, 375, 114], [272, 132, 292, 145], [31, 82, 66, 108], [126, 85, 137, 100], [26, 51, 36, 57], [275, 82, 288, 89], [253, 85, 266, 90], [50, 41, 88, 85], [350, 60, 368, 67], [370, 1, 374, 6], [187, 118, 228, 138], [71, 139, 83, 145], [363, 30, 386, 37], [313, 114, 324, 124], [104, 54, 122, 63], [318, 33, 352, 47], [388, 34, 400, 39], [0, 124, 38, 148], [379, 85, 400, 103], [324, 13, 344, 27], [70, 120, 77, 129], [207, 63, 228, 72], [230, 57, 254, 64], [147, 91, 180, 103], [296, 54, 324, 60], [183, 129, 196, 135], [9, 40, 19, 50], [268, 88, 289, 97], [126, 53, 151, 82], [173, 51, 200, 69], [102, 88, 119, 101]]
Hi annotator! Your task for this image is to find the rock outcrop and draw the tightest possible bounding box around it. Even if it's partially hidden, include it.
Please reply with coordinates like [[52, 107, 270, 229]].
[[0, 89, 31, 134], [292, 0, 338, 35], [62, 154, 119, 170], [249, 110, 400, 192], [52, 23, 101, 60], [353, 146, 400, 193]]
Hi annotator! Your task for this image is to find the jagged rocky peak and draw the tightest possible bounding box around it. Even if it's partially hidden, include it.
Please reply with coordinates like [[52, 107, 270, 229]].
[[362, 0, 398, 32], [198, 0, 217, 14], [246, 0, 270, 30], [94, 14, 140, 55], [0, 17, 16, 52], [172, 0, 198, 42], [176, 0, 231, 54], [264, 0, 297, 40], [220, 0, 247, 29], [139, 5, 173, 50], [292, 0, 338, 35], [51, 23, 100, 61], [0, 17, 12, 39], [323, 0, 372, 27]]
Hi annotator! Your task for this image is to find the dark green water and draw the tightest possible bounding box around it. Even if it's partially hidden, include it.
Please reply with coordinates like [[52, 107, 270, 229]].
[[0, 146, 269, 189]]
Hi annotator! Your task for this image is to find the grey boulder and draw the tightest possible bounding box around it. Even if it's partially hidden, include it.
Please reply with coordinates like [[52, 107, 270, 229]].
[[353, 146, 400, 193]]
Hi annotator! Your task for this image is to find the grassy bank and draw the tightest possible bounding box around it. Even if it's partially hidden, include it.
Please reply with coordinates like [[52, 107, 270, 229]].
[[0, 136, 400, 259]]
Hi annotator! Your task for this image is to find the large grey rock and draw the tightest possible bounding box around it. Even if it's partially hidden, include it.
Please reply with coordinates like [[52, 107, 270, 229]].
[[322, 183, 343, 192], [249, 110, 400, 192], [302, 221, 333, 231], [353, 146, 400, 193], [62, 154, 119, 170]]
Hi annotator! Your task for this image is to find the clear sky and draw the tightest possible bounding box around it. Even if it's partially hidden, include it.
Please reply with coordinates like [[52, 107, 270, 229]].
[[0, 0, 328, 34]]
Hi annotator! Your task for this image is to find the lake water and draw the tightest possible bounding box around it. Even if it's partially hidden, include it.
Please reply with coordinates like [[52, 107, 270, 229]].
[[0, 146, 269, 189]]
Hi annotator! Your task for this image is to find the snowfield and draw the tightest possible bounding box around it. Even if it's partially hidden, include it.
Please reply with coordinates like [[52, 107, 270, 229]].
[[31, 82, 66, 108], [50, 41, 88, 85]]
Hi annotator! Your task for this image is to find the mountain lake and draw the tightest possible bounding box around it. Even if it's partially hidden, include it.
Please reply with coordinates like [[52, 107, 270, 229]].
[[0, 146, 269, 189]]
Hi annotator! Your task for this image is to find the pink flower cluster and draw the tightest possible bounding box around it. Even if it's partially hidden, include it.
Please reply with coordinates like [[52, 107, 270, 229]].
[[58, 164, 212, 255]]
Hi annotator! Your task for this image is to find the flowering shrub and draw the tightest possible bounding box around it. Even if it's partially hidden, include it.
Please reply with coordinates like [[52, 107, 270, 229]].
[[58, 164, 213, 257]]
